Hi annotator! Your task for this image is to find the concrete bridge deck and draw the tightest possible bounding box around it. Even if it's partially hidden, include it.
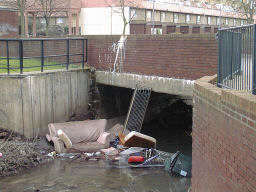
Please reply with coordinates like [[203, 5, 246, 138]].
[[96, 71, 194, 97]]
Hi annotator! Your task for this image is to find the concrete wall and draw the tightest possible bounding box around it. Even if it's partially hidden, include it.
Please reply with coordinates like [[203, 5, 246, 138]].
[[192, 75, 256, 192], [86, 34, 218, 80], [0, 69, 90, 138]]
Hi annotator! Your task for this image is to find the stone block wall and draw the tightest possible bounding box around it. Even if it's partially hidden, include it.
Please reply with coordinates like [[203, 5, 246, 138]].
[[86, 34, 218, 80], [193, 75, 256, 192]]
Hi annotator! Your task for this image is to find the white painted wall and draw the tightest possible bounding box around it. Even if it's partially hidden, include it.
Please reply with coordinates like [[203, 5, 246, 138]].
[[80, 7, 130, 35]]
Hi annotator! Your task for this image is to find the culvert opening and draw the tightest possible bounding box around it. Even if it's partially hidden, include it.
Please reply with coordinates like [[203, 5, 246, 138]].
[[96, 84, 192, 155]]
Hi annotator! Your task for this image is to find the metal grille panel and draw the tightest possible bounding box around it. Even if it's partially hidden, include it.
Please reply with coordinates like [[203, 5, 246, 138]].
[[124, 85, 151, 133]]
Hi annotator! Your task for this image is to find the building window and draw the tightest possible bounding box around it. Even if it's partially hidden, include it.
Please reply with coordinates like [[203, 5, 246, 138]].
[[40, 18, 46, 24], [233, 19, 237, 25], [225, 18, 229, 25], [196, 15, 201, 24], [241, 20, 244, 25], [217, 17, 220, 25], [151, 28, 162, 35], [186, 14, 190, 24], [174, 13, 179, 23], [146, 10, 152, 21], [160, 12, 166, 22], [207, 16, 211, 25], [131, 9, 137, 19], [57, 18, 63, 24]]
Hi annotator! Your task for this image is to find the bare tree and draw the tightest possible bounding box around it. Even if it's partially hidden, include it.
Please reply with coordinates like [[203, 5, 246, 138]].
[[106, 0, 141, 35], [227, 0, 255, 24], [34, 0, 68, 36]]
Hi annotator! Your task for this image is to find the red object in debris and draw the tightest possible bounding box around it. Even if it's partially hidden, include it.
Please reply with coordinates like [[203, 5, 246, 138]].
[[0, 153, 2, 158], [128, 156, 144, 163]]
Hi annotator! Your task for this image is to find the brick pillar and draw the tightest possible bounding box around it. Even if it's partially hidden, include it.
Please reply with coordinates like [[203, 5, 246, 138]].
[[68, 11, 72, 35], [76, 13, 80, 35], [32, 13, 37, 37], [24, 12, 28, 37]]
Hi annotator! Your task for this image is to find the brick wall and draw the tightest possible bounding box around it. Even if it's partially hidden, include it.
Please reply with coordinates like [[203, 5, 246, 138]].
[[0, 9, 19, 38], [193, 75, 256, 192], [86, 34, 218, 80]]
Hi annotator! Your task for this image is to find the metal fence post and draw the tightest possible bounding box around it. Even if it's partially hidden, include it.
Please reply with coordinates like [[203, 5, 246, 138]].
[[86, 39, 88, 63], [6, 40, 9, 74], [66, 39, 69, 70], [41, 40, 44, 72], [19, 40, 23, 74], [217, 30, 222, 87], [253, 24, 256, 94], [82, 39, 85, 68]]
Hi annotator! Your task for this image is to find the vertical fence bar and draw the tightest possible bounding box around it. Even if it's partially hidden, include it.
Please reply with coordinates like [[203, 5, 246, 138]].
[[253, 24, 256, 94], [41, 40, 44, 72], [66, 39, 69, 70], [19, 40, 23, 74], [6, 40, 9, 74], [218, 30, 222, 87], [86, 39, 88, 62], [82, 39, 85, 68]]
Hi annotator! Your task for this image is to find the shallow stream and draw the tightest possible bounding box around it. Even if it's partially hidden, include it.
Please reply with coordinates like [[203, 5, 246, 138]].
[[0, 159, 190, 192]]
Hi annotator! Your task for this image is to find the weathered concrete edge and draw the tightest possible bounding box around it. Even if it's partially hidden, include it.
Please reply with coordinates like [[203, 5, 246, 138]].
[[0, 68, 91, 78], [95, 71, 194, 97]]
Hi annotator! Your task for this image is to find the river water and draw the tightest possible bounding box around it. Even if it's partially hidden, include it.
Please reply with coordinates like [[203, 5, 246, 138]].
[[0, 159, 190, 192]]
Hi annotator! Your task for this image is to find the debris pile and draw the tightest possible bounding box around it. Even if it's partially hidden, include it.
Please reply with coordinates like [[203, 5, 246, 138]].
[[45, 85, 192, 177], [0, 130, 54, 177]]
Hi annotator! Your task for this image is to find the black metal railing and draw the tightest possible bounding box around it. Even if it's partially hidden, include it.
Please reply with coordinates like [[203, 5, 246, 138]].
[[0, 38, 88, 74], [218, 25, 256, 95]]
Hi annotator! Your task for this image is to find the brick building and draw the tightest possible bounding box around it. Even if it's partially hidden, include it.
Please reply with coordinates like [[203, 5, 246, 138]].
[[80, 0, 249, 35], [0, 7, 19, 38]]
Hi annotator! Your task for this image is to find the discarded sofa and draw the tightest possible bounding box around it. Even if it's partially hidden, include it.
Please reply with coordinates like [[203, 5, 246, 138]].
[[46, 117, 126, 153]]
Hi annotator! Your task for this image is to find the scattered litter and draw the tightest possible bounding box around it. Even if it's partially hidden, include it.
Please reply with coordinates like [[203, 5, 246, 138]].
[[95, 152, 101, 156], [46, 151, 56, 159], [0, 153, 2, 158], [128, 156, 144, 163], [101, 147, 118, 156], [123, 131, 156, 148], [88, 158, 99, 161], [164, 151, 192, 177], [58, 153, 78, 159], [120, 147, 144, 156], [84, 153, 94, 157]]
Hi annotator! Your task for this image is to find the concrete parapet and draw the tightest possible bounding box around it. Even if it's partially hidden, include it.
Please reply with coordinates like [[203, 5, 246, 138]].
[[95, 71, 194, 97], [0, 69, 90, 138]]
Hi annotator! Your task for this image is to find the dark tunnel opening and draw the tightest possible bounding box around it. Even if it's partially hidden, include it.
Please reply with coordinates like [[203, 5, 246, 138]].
[[96, 84, 192, 156]]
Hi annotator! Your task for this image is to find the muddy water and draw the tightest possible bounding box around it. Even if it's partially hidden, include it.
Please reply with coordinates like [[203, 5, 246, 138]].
[[0, 159, 190, 192]]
